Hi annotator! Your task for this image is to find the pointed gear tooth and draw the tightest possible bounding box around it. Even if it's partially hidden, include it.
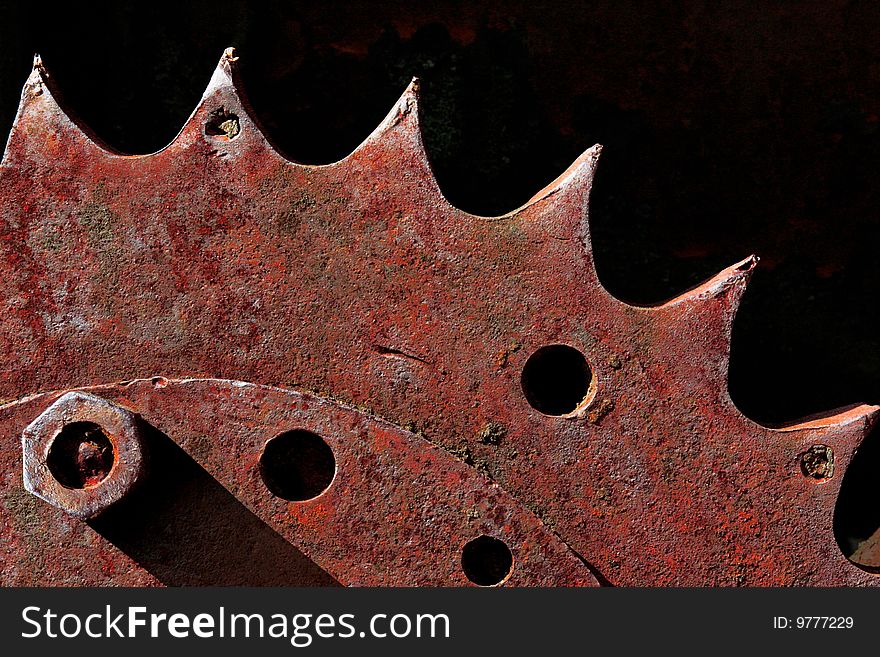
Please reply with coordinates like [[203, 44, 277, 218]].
[[358, 77, 425, 153], [777, 403, 880, 471], [509, 144, 603, 279], [3, 54, 111, 166], [344, 76, 440, 192], [779, 403, 880, 433], [663, 254, 758, 310], [183, 46, 285, 158], [641, 255, 759, 410], [22, 61, 44, 97], [203, 47, 239, 98], [526, 143, 603, 207]]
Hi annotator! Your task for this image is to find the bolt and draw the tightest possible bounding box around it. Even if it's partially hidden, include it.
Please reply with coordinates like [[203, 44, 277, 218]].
[[205, 108, 240, 140], [22, 391, 146, 519], [800, 444, 834, 480]]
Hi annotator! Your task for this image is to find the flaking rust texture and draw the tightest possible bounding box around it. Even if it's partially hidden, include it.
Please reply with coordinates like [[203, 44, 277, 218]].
[[2, 379, 595, 586], [1, 49, 878, 586]]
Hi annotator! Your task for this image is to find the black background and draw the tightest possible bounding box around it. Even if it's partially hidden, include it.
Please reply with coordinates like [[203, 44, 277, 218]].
[[0, 1, 877, 548]]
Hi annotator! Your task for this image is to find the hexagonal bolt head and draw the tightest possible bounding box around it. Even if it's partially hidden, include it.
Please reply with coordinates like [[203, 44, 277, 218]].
[[22, 391, 146, 519]]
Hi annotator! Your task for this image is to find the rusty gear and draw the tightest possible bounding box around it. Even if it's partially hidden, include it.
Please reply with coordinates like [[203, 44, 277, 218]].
[[0, 49, 877, 586]]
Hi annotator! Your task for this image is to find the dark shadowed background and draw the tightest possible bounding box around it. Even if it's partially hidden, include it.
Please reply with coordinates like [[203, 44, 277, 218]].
[[0, 1, 877, 558]]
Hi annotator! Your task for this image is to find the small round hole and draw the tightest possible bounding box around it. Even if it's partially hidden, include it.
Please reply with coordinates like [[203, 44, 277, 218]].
[[521, 344, 593, 415], [47, 422, 115, 489], [205, 108, 240, 140], [461, 535, 514, 586], [259, 430, 335, 501]]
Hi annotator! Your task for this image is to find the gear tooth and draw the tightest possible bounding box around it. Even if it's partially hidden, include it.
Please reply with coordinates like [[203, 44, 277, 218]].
[[660, 254, 758, 314], [777, 403, 880, 453], [3, 53, 112, 166], [640, 255, 758, 409], [775, 403, 880, 435], [507, 144, 602, 276], [181, 46, 286, 159], [525, 143, 603, 207], [356, 77, 426, 155], [202, 46, 240, 98], [344, 76, 441, 191]]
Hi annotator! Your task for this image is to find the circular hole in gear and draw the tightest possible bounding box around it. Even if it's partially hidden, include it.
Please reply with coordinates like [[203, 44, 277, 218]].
[[461, 535, 514, 586], [46, 421, 115, 489], [521, 344, 593, 415], [259, 430, 336, 501]]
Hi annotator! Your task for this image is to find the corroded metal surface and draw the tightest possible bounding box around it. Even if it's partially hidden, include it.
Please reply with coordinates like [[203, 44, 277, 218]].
[[2, 378, 596, 586], [0, 49, 877, 585], [22, 391, 145, 519]]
